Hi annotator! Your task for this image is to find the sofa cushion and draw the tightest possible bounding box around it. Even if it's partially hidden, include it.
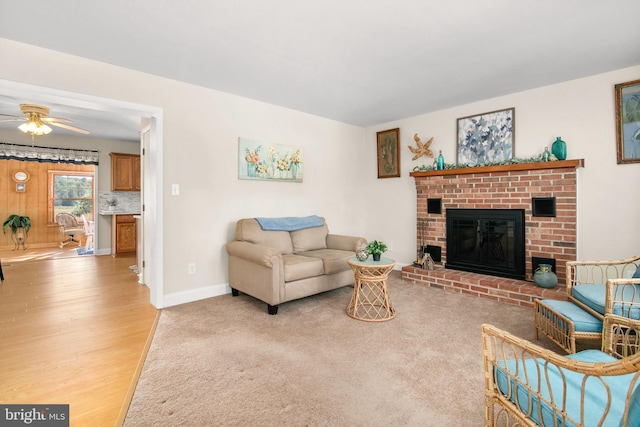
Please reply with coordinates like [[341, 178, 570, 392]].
[[297, 249, 353, 275], [282, 254, 324, 282], [290, 222, 328, 253], [236, 218, 293, 255]]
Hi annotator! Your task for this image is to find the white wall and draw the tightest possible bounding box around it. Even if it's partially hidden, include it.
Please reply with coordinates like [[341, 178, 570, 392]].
[[364, 66, 640, 264], [0, 38, 367, 303], [1, 37, 638, 308]]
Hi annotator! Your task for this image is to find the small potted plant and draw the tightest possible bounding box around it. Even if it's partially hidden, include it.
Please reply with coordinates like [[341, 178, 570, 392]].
[[107, 197, 118, 211], [366, 240, 388, 262], [2, 214, 31, 250]]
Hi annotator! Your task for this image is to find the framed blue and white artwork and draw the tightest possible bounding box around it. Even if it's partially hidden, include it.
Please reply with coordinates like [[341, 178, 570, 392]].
[[456, 108, 515, 166], [615, 79, 640, 164]]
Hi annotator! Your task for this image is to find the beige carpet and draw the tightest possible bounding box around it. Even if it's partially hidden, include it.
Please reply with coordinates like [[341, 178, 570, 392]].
[[124, 271, 574, 426]]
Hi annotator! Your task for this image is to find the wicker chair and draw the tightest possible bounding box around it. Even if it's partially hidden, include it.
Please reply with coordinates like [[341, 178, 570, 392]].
[[567, 255, 640, 319], [534, 255, 640, 353], [482, 314, 640, 427]]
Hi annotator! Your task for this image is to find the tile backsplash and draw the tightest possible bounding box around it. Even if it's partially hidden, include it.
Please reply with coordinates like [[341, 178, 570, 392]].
[[98, 191, 141, 213]]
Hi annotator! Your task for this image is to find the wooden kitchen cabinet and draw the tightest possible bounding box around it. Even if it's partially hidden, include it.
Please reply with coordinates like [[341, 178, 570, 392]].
[[111, 214, 137, 257], [110, 153, 141, 191]]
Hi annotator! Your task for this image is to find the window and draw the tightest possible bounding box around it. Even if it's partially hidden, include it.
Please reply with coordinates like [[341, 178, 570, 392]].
[[49, 171, 94, 223]]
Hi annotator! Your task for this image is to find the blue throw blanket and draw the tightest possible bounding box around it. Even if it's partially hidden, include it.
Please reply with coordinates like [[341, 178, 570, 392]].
[[255, 215, 324, 231]]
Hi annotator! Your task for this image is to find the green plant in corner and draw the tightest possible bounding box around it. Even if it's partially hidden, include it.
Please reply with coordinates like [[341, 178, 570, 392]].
[[2, 214, 31, 234], [2, 214, 31, 250]]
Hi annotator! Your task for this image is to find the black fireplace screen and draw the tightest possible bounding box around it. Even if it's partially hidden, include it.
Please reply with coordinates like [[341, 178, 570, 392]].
[[446, 209, 525, 280]]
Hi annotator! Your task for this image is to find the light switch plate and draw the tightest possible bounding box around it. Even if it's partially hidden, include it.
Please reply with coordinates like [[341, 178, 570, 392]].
[[171, 184, 180, 195]]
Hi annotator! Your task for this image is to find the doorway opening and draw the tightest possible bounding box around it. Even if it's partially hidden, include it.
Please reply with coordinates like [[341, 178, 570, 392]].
[[0, 78, 165, 308]]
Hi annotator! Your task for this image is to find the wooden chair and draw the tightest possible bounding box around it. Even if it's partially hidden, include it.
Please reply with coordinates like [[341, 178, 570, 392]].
[[56, 213, 85, 248]]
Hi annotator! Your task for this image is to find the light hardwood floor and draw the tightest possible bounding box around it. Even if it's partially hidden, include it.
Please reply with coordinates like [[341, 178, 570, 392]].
[[0, 247, 159, 426]]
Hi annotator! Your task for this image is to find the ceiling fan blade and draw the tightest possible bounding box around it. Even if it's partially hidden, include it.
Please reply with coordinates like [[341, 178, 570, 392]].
[[0, 118, 26, 123], [0, 113, 24, 119], [42, 117, 72, 123], [49, 122, 90, 135]]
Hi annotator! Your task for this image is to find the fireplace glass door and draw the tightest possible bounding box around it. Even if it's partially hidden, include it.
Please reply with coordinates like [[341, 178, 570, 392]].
[[446, 209, 525, 279]]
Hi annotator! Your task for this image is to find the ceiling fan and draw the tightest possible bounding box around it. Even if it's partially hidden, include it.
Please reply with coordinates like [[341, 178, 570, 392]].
[[0, 103, 90, 137]]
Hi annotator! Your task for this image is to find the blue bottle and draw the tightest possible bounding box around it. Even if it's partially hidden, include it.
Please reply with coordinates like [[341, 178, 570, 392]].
[[551, 137, 566, 160], [437, 150, 444, 170]]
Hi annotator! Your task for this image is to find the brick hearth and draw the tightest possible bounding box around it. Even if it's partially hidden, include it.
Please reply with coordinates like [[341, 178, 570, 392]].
[[402, 160, 584, 307], [401, 264, 565, 307]]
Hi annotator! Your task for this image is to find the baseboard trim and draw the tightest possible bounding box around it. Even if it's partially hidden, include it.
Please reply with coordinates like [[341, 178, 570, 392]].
[[163, 283, 231, 308], [162, 265, 406, 308]]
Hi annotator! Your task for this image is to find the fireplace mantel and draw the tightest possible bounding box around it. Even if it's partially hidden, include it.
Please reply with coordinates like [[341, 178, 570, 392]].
[[409, 159, 584, 178]]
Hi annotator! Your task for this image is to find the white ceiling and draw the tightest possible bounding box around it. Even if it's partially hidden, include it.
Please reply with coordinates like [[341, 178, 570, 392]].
[[1, 0, 639, 141]]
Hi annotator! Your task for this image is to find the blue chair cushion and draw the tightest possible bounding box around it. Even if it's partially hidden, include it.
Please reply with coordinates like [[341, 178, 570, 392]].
[[572, 284, 606, 314], [633, 264, 640, 279], [494, 349, 639, 426], [540, 299, 602, 332], [572, 284, 640, 319], [627, 381, 640, 427]]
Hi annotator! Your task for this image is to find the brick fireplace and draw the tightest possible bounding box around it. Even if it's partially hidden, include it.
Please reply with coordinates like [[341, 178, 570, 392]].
[[401, 159, 584, 307]]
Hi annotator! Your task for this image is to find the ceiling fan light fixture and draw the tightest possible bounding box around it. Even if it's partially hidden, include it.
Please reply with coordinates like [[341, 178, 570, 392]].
[[19, 120, 52, 135]]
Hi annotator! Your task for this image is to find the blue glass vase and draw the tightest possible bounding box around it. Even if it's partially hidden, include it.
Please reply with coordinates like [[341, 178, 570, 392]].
[[437, 151, 444, 170], [551, 137, 566, 160]]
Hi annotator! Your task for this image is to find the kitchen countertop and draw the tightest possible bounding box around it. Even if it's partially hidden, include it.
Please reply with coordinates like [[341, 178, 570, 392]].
[[99, 210, 141, 216]]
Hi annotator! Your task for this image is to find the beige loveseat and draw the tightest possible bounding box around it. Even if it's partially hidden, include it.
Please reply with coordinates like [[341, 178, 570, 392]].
[[226, 217, 366, 314]]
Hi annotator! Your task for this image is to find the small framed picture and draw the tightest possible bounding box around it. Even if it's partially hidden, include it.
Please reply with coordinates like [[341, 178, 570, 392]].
[[615, 79, 640, 164], [376, 128, 400, 178], [457, 108, 515, 165], [16, 183, 25, 192]]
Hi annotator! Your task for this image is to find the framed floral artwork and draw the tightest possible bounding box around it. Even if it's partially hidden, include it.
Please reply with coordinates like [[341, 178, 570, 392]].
[[238, 138, 303, 182], [376, 128, 400, 178], [456, 108, 515, 165], [615, 79, 640, 164]]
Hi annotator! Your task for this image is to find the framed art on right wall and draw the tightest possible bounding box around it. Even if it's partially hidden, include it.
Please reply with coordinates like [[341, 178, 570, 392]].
[[615, 79, 640, 164]]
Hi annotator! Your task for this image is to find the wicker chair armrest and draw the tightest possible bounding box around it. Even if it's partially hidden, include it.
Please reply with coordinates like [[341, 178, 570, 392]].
[[602, 314, 640, 358], [605, 278, 640, 315]]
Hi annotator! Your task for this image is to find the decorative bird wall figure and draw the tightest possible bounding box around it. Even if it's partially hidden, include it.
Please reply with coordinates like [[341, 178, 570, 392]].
[[408, 134, 434, 160]]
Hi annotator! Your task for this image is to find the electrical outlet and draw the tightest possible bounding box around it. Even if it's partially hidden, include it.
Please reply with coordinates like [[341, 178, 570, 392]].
[[188, 262, 196, 275]]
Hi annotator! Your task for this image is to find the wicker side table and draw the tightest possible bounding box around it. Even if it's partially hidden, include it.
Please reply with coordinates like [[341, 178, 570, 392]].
[[346, 257, 396, 321]]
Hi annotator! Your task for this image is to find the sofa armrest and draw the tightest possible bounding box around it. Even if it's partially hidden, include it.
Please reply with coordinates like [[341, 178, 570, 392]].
[[326, 234, 367, 252], [226, 240, 282, 268]]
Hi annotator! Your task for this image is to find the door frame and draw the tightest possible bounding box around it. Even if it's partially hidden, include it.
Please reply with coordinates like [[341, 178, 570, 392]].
[[0, 79, 165, 308]]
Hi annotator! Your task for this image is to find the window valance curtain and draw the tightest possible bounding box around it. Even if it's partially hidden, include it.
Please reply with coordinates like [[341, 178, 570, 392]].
[[0, 142, 99, 165]]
